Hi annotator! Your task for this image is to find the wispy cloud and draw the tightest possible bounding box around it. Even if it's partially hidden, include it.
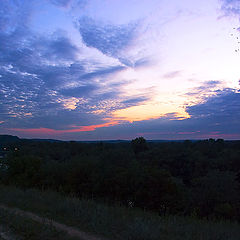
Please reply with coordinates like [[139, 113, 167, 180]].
[[78, 17, 139, 66], [183, 80, 225, 106], [162, 71, 182, 79], [9, 121, 119, 136]]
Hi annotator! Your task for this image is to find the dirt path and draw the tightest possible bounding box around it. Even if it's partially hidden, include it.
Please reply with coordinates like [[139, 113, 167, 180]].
[[0, 205, 107, 240], [0, 225, 16, 240]]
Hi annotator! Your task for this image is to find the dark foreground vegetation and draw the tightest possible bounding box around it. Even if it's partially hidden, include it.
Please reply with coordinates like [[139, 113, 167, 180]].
[[0, 206, 79, 240], [0, 136, 240, 221], [0, 185, 240, 240]]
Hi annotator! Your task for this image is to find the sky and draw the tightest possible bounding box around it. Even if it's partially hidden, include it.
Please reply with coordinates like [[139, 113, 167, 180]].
[[0, 0, 240, 140]]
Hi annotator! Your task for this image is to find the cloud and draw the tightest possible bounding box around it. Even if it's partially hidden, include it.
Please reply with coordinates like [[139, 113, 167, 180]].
[[0, 1, 32, 31], [121, 96, 149, 107], [81, 65, 125, 80], [193, 80, 223, 93], [0, 1, 152, 135], [0, 27, 82, 124], [221, 0, 240, 16], [10, 121, 119, 136], [78, 17, 150, 68], [41, 36, 79, 61], [187, 88, 240, 120], [70, 88, 240, 140], [78, 17, 138, 58], [60, 85, 96, 97], [49, 0, 72, 7], [183, 80, 224, 107], [158, 89, 240, 139], [48, 0, 87, 8], [4, 0, 239, 141], [162, 71, 182, 79]]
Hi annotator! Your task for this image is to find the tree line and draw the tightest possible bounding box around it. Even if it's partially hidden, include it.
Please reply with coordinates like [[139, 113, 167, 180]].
[[0, 137, 240, 220]]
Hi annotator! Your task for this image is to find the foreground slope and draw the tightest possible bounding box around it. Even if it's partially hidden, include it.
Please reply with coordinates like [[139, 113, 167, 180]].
[[0, 186, 239, 240]]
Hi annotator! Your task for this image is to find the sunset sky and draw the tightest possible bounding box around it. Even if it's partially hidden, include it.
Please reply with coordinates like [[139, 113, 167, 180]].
[[0, 0, 240, 140]]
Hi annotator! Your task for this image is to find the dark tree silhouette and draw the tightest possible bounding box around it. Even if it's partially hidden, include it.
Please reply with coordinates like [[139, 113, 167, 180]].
[[131, 137, 148, 154]]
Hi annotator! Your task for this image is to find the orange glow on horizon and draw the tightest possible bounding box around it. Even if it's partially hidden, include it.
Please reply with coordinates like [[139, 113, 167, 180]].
[[112, 102, 190, 122], [9, 121, 119, 135]]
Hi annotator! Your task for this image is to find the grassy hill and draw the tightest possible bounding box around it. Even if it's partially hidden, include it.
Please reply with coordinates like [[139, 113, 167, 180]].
[[0, 185, 239, 240]]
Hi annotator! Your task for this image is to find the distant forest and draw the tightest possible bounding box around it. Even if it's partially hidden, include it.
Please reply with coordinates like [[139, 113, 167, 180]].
[[0, 135, 240, 220]]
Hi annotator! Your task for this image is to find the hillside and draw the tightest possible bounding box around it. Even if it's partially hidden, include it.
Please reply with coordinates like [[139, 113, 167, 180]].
[[0, 135, 20, 145], [0, 186, 240, 240]]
